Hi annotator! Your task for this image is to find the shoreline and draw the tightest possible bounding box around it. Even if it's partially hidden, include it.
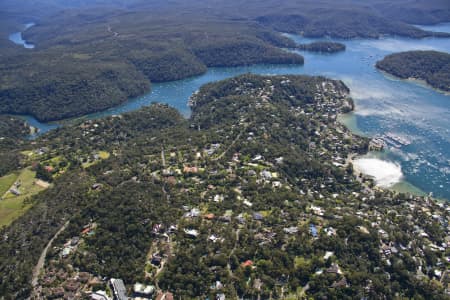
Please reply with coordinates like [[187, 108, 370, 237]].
[[336, 113, 366, 137], [338, 112, 429, 198], [377, 68, 450, 96], [347, 150, 428, 198], [0, 63, 309, 137]]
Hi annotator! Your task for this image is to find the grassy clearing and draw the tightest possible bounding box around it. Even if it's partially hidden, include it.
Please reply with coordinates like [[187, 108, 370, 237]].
[[40, 155, 71, 178], [20, 150, 34, 157], [82, 161, 96, 169], [0, 168, 49, 228], [0, 172, 18, 196], [43, 155, 63, 165], [82, 151, 110, 168], [20, 149, 43, 162], [98, 151, 110, 159]]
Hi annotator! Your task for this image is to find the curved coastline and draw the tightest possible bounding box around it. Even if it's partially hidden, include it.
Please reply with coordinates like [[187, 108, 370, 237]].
[[337, 112, 428, 198], [377, 68, 450, 96], [5, 25, 449, 133], [348, 150, 427, 197], [4, 63, 306, 136]]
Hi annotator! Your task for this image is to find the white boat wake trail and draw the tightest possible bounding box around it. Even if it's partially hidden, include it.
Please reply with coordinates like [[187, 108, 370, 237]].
[[354, 158, 403, 187]]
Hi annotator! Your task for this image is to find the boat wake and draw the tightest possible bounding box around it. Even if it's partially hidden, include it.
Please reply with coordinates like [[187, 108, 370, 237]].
[[354, 158, 403, 187]]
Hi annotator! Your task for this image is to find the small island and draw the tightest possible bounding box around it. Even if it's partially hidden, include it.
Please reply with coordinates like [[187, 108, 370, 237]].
[[297, 41, 346, 53], [376, 50, 450, 92]]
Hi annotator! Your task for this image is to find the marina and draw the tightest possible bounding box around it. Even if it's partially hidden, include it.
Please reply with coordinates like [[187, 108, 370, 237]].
[[381, 133, 412, 149]]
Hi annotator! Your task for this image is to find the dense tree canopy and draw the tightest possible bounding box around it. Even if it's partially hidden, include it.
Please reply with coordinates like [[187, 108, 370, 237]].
[[376, 50, 450, 92], [1, 0, 449, 121], [0, 116, 28, 175], [0, 75, 448, 299], [297, 41, 346, 53]]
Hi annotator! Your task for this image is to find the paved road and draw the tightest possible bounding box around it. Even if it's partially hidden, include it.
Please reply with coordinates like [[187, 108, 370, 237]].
[[31, 221, 70, 289]]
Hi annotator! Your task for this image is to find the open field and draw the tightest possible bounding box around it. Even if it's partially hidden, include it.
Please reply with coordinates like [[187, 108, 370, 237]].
[[0, 172, 18, 196], [0, 167, 49, 227]]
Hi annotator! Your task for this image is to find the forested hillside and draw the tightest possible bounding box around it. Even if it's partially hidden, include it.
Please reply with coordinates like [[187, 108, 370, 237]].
[[297, 41, 346, 53], [0, 116, 29, 176], [376, 51, 450, 92], [0, 116, 28, 139], [1, 0, 449, 121], [0, 17, 303, 121]]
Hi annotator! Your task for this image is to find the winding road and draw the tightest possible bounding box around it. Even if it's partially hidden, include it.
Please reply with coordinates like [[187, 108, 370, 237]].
[[31, 221, 70, 293]]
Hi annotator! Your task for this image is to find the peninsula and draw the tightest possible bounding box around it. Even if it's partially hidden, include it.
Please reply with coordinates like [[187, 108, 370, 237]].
[[376, 50, 450, 92]]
